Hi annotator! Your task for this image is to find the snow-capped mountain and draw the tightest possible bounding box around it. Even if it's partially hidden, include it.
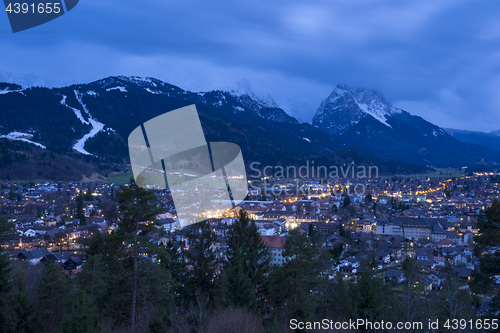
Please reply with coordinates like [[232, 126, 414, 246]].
[[219, 79, 279, 108], [313, 85, 500, 167], [214, 79, 297, 124], [312, 85, 401, 135]]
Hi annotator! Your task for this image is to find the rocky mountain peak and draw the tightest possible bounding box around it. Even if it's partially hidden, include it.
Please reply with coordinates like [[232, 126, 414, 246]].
[[312, 85, 401, 135]]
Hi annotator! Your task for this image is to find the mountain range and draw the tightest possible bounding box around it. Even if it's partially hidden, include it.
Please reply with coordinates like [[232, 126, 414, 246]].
[[312, 85, 500, 167], [0, 77, 498, 180], [443, 128, 500, 152]]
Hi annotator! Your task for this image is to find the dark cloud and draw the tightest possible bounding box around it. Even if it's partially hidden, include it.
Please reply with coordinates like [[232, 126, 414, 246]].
[[0, 0, 498, 131]]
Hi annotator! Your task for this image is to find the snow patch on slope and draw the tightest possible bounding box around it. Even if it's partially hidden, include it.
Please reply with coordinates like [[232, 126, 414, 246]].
[[351, 88, 394, 128], [0, 131, 46, 149], [0, 88, 25, 96], [146, 88, 163, 95], [72, 91, 105, 155], [117, 76, 159, 88], [357, 102, 391, 128], [60, 95, 89, 125], [73, 119, 104, 156], [106, 86, 127, 93]]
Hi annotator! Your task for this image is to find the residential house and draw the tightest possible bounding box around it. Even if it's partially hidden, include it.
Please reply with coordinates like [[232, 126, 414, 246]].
[[415, 248, 434, 268], [17, 248, 51, 264], [453, 266, 472, 280], [453, 253, 468, 266], [386, 268, 405, 284], [258, 224, 276, 236], [157, 218, 177, 233], [261, 235, 287, 266], [433, 256, 446, 267], [375, 217, 448, 242], [63, 254, 85, 270]]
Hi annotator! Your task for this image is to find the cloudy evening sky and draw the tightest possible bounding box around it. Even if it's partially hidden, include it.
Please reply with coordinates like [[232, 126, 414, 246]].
[[0, 0, 499, 131]]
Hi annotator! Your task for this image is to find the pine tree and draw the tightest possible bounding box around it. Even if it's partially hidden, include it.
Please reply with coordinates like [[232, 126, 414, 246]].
[[37, 263, 72, 332], [78, 232, 130, 327], [0, 215, 16, 241], [269, 228, 321, 322], [13, 292, 40, 333], [223, 211, 270, 310], [471, 200, 500, 295], [62, 290, 100, 333], [85, 186, 94, 201], [76, 194, 86, 225], [343, 195, 351, 207], [7, 267, 41, 333], [476, 199, 500, 247], [308, 223, 314, 237], [184, 221, 218, 306], [0, 251, 12, 333], [222, 257, 255, 309], [354, 271, 392, 326], [0, 215, 16, 333], [158, 240, 185, 301], [324, 276, 356, 320], [136, 257, 175, 329], [117, 179, 162, 331]]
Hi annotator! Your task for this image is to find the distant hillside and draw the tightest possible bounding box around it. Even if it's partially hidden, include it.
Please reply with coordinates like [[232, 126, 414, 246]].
[[0, 139, 115, 181], [444, 128, 500, 152]]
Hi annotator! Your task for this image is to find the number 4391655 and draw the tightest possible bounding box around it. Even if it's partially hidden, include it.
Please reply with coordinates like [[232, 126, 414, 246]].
[[5, 2, 62, 14], [444, 319, 498, 330]]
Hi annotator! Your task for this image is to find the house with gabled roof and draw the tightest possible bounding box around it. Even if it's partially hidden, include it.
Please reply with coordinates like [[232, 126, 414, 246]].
[[437, 238, 455, 247], [261, 235, 287, 266], [17, 248, 51, 264], [386, 268, 405, 284], [415, 248, 434, 268], [41, 251, 71, 263]]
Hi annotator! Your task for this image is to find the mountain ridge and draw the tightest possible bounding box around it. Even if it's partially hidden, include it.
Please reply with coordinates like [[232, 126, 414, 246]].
[[313, 84, 500, 167], [0, 76, 430, 180], [444, 128, 500, 152], [1, 76, 496, 181], [312, 85, 402, 135]]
